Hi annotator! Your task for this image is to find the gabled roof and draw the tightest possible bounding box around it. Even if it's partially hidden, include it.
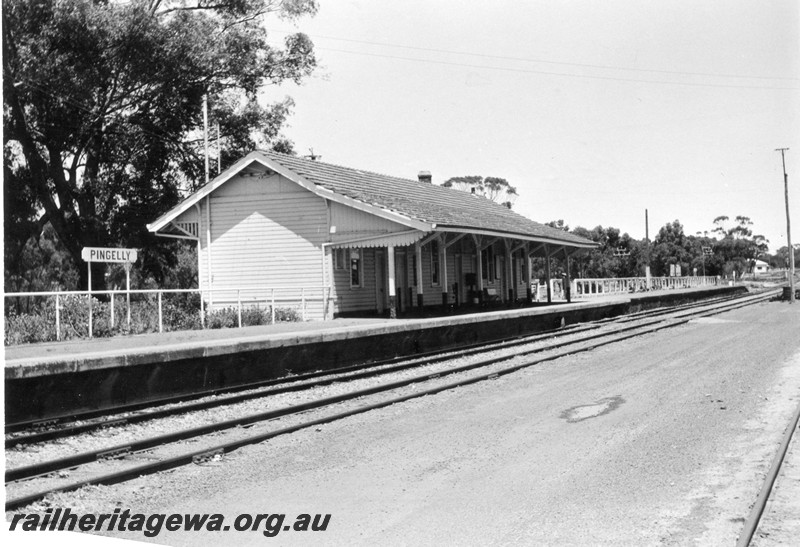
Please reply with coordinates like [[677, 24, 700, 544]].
[[149, 150, 596, 249]]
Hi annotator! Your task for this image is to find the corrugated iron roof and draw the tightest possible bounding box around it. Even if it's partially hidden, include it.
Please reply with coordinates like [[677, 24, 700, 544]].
[[260, 150, 594, 247]]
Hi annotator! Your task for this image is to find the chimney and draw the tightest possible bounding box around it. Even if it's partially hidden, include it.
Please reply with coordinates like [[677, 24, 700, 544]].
[[417, 170, 432, 184]]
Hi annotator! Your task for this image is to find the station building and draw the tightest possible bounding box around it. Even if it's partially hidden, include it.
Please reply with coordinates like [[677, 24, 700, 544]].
[[753, 259, 771, 275], [148, 151, 596, 320]]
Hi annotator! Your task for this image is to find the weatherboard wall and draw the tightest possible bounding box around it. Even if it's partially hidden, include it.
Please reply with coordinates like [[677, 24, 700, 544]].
[[328, 200, 411, 242], [175, 169, 427, 319], [330, 247, 379, 314], [188, 172, 328, 319], [168, 167, 533, 319]]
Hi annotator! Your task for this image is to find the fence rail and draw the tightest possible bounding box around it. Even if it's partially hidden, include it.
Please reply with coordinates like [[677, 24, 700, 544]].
[[5, 276, 726, 343], [572, 276, 720, 298], [4, 286, 331, 341]]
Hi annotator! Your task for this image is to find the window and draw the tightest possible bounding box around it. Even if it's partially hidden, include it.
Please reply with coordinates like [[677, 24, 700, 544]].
[[334, 249, 345, 270], [430, 240, 440, 286], [412, 255, 418, 286], [481, 246, 494, 282], [349, 249, 362, 288]]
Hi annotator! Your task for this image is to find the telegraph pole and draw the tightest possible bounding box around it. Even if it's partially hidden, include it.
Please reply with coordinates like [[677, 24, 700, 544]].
[[644, 208, 650, 272], [203, 94, 210, 184], [776, 148, 795, 303], [702, 246, 713, 278], [216, 121, 221, 175]]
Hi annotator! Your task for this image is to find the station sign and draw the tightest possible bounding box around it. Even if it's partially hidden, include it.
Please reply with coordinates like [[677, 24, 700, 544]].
[[81, 247, 138, 263]]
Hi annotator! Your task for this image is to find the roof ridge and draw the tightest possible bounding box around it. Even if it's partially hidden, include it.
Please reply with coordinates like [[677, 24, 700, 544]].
[[258, 149, 426, 186], [257, 149, 540, 218], [248, 150, 594, 247]]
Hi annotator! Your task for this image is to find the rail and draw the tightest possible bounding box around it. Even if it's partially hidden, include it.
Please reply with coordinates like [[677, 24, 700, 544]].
[[4, 286, 331, 341]]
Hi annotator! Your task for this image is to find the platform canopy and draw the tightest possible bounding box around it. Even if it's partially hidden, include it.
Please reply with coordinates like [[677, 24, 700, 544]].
[[149, 150, 597, 253]]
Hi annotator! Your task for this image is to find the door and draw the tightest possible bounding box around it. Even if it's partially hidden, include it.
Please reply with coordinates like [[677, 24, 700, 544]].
[[454, 253, 463, 304], [375, 249, 385, 313], [395, 250, 407, 312], [512, 255, 519, 300]]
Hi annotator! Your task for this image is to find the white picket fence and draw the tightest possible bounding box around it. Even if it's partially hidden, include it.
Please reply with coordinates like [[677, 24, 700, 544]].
[[6, 276, 726, 342], [572, 276, 720, 298]]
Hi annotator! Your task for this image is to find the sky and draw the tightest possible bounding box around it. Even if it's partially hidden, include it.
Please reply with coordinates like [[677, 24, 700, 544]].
[[266, 0, 799, 252]]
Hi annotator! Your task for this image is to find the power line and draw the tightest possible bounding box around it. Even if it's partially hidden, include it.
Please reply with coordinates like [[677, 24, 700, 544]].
[[270, 29, 799, 84], [302, 45, 799, 91]]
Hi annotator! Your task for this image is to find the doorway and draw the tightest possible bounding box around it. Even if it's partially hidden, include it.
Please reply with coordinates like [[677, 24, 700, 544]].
[[375, 249, 385, 314], [395, 250, 407, 312]]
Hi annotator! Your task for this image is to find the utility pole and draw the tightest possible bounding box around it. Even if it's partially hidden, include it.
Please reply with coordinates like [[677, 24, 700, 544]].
[[644, 208, 650, 272], [702, 246, 713, 278], [203, 94, 210, 185], [776, 148, 795, 303], [216, 122, 221, 175]]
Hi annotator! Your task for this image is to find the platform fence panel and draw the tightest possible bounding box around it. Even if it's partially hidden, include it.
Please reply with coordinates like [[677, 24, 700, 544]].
[[4, 286, 331, 345], [571, 276, 720, 299]]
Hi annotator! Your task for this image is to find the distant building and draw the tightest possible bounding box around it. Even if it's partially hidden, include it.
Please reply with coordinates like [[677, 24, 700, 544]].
[[148, 151, 596, 319], [753, 259, 770, 274]]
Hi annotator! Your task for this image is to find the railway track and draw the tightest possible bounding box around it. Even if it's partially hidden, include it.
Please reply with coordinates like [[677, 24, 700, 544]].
[[4, 289, 780, 511], [736, 382, 800, 546], [4, 291, 746, 442]]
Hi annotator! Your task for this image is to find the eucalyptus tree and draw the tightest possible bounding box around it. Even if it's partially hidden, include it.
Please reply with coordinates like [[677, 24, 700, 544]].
[[3, 0, 318, 289], [562, 224, 642, 279], [710, 215, 769, 275], [651, 220, 692, 277], [442, 175, 518, 208]]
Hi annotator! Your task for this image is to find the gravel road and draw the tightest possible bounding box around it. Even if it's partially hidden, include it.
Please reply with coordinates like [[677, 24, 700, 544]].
[[6, 299, 800, 546]]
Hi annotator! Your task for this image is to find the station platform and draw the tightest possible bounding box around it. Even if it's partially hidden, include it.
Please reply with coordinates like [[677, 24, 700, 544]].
[[4, 285, 744, 423], [5, 285, 741, 377]]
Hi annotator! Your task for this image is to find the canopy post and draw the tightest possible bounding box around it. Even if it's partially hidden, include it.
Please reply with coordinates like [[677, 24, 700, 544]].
[[415, 242, 424, 316], [563, 247, 572, 303], [387, 245, 397, 319], [545, 244, 552, 304], [525, 243, 532, 304]]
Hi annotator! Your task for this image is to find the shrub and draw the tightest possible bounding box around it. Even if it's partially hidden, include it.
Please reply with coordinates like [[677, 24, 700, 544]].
[[240, 306, 267, 326], [273, 307, 301, 323], [5, 312, 55, 345], [205, 305, 302, 329], [162, 293, 203, 332], [4, 295, 302, 345], [206, 307, 238, 329]]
